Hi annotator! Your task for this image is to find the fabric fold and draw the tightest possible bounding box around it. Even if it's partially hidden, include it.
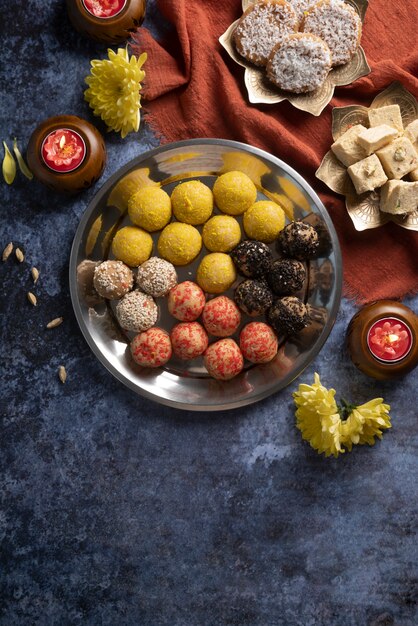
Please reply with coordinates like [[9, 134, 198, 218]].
[[131, 0, 418, 303]]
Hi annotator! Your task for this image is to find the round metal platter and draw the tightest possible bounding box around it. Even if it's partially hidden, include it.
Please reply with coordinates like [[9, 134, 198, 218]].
[[69, 139, 342, 411]]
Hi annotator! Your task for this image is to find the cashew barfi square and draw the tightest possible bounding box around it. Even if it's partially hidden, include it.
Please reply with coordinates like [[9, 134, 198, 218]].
[[380, 180, 418, 214], [357, 124, 398, 155], [368, 105, 404, 132], [376, 136, 418, 179], [405, 119, 418, 146], [331, 124, 368, 167], [410, 168, 418, 181], [347, 154, 388, 195]]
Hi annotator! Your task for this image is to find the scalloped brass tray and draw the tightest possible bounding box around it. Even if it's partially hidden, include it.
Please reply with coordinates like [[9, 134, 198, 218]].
[[219, 0, 370, 116], [316, 82, 418, 231]]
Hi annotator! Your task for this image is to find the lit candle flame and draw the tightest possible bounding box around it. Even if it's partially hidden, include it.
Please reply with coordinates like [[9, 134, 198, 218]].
[[59, 135, 66, 149], [386, 334, 399, 344]]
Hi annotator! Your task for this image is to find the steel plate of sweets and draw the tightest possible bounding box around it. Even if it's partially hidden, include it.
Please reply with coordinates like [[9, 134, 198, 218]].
[[347, 300, 418, 380], [27, 115, 106, 194], [70, 139, 342, 411], [66, 0, 146, 43]]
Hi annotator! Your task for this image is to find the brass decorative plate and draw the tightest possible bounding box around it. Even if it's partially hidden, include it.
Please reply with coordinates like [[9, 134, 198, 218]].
[[316, 82, 418, 231], [219, 0, 370, 116]]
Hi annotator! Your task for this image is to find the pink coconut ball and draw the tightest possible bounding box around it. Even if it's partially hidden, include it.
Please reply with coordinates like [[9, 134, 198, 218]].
[[202, 295, 241, 337], [203, 338, 244, 380], [239, 322, 278, 364], [130, 327, 172, 368], [167, 281, 206, 321], [170, 321, 209, 360]]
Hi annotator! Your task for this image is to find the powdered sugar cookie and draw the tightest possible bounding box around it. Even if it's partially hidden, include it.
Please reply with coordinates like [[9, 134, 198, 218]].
[[302, 0, 362, 67], [267, 33, 332, 93], [233, 0, 299, 67]]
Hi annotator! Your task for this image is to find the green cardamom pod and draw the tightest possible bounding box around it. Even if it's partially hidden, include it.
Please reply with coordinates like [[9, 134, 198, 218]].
[[2, 141, 16, 185], [13, 138, 33, 180]]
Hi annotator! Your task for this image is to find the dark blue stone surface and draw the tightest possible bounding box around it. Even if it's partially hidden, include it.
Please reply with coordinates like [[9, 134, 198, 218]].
[[0, 2, 417, 625]]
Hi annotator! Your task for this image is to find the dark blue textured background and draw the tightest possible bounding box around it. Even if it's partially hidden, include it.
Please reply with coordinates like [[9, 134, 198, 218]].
[[1, 2, 417, 625]]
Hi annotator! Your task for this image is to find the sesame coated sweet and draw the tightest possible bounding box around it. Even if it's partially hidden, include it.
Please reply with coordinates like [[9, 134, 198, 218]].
[[202, 296, 241, 337], [204, 338, 244, 381], [266, 296, 309, 336], [115, 290, 158, 333], [130, 327, 172, 368], [277, 221, 319, 260], [266, 258, 306, 295], [230, 240, 273, 278], [234, 279, 273, 317], [93, 260, 134, 299], [239, 322, 279, 363], [167, 281, 206, 321], [170, 322, 209, 360], [137, 257, 177, 298]]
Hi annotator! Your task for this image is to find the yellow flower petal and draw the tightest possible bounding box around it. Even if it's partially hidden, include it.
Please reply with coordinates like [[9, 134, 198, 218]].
[[293, 373, 391, 458], [84, 47, 147, 138]]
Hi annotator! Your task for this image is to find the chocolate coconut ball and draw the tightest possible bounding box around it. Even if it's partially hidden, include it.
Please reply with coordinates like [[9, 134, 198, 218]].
[[230, 240, 273, 278], [234, 279, 273, 317], [266, 259, 306, 295], [93, 260, 134, 300], [266, 296, 309, 336], [276, 221, 319, 260], [137, 257, 177, 298], [116, 290, 158, 333]]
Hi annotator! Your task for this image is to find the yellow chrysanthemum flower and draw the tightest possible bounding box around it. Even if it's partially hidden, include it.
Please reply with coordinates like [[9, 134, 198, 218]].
[[84, 47, 147, 139], [293, 373, 391, 458]]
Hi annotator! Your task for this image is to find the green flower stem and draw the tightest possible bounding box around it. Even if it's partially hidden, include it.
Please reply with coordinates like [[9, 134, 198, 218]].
[[338, 398, 358, 421]]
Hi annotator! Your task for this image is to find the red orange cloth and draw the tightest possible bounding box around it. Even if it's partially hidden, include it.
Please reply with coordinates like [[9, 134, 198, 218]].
[[131, 0, 418, 303]]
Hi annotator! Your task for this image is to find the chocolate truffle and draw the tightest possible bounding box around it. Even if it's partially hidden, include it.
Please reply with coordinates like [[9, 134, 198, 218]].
[[116, 290, 158, 333], [204, 338, 244, 380], [277, 221, 319, 260], [130, 328, 172, 368], [234, 279, 274, 317], [239, 322, 279, 364], [266, 296, 309, 335], [168, 281, 206, 321], [202, 296, 241, 337], [170, 322, 209, 360], [230, 240, 273, 278], [137, 257, 177, 298], [266, 259, 306, 295], [93, 260, 134, 299]]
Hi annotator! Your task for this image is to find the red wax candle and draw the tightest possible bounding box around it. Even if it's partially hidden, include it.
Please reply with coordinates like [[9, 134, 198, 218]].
[[367, 318, 413, 363], [27, 115, 106, 194], [66, 0, 146, 43], [41, 128, 86, 173], [82, 0, 127, 19], [347, 300, 418, 380]]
